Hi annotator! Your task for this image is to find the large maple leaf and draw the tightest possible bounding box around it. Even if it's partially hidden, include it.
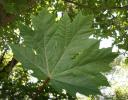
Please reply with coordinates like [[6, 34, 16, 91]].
[[10, 9, 117, 96]]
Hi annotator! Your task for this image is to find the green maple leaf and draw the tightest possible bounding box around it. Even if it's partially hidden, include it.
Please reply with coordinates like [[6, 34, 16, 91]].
[[10, 9, 117, 96]]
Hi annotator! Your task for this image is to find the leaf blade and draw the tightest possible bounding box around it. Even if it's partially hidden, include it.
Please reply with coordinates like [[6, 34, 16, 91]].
[[10, 9, 118, 96]]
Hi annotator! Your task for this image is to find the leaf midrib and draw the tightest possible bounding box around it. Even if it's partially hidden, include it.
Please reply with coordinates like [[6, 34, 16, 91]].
[[50, 19, 80, 75], [53, 55, 110, 77]]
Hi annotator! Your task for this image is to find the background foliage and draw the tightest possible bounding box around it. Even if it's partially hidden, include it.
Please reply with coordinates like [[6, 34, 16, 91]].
[[0, 0, 128, 99]]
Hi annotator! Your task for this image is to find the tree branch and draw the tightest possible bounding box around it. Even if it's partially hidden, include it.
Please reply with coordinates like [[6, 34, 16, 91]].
[[64, 0, 89, 8], [0, 57, 18, 75], [0, 0, 37, 27], [111, 5, 128, 10], [0, 49, 7, 63], [64, 0, 128, 10]]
